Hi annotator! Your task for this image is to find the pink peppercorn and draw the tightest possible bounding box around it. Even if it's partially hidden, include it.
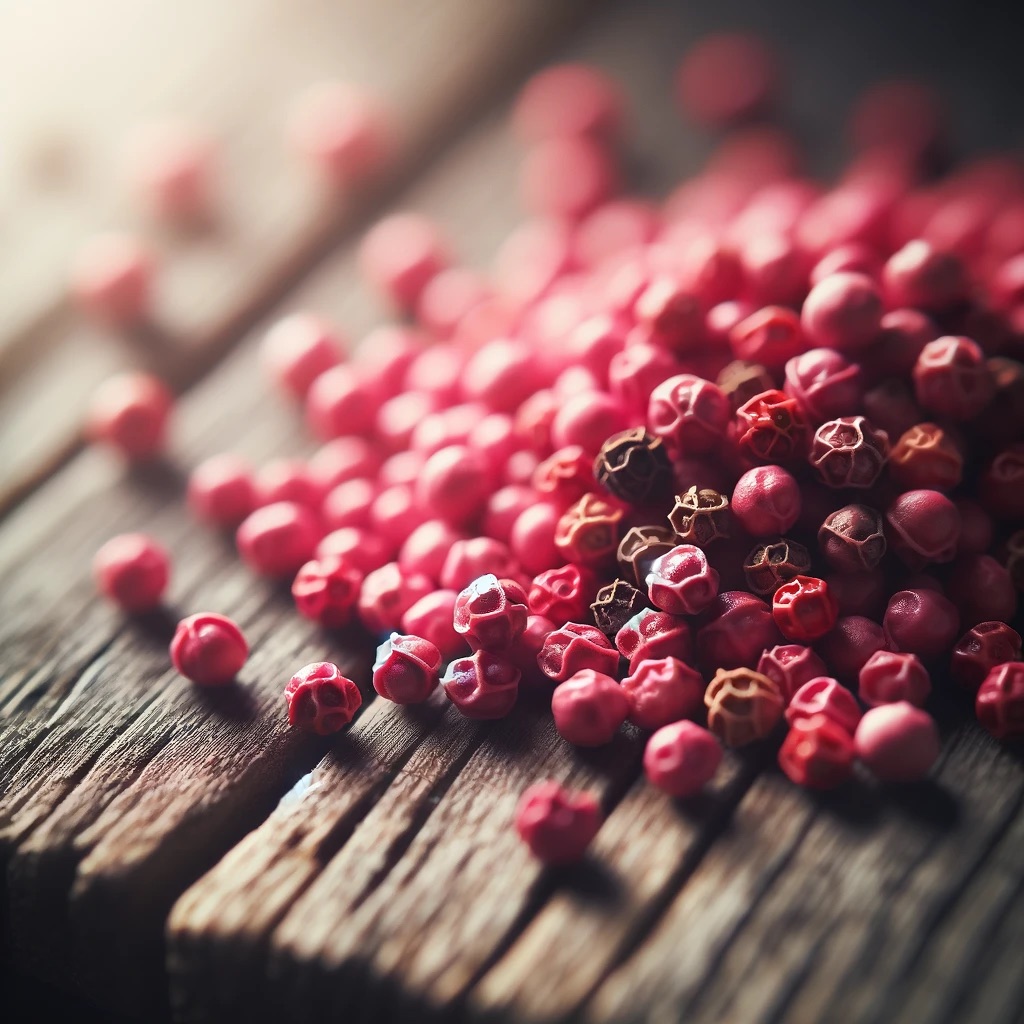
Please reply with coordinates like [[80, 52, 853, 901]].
[[885, 489, 961, 569], [952, 499, 994, 556], [357, 562, 433, 636], [188, 454, 257, 527], [786, 677, 862, 735], [305, 364, 378, 441], [554, 493, 624, 570], [696, 591, 782, 673], [809, 243, 882, 287], [376, 391, 440, 452], [779, 715, 856, 790], [515, 781, 603, 866], [735, 389, 808, 464], [622, 656, 704, 731], [529, 564, 598, 626], [284, 661, 362, 735], [520, 134, 618, 221], [510, 502, 564, 577], [398, 520, 466, 584], [889, 423, 964, 491], [975, 662, 1024, 740], [858, 649, 931, 707], [633, 278, 704, 356], [646, 544, 720, 616], [86, 371, 172, 461], [809, 415, 889, 489], [127, 120, 214, 221], [170, 612, 248, 687], [292, 555, 362, 629], [912, 336, 994, 421], [615, 609, 694, 669], [773, 576, 839, 643], [256, 458, 324, 511], [950, 622, 1023, 692], [644, 721, 722, 798], [979, 446, 1024, 522], [947, 555, 1019, 628], [321, 478, 377, 532], [867, 308, 937, 378], [731, 465, 801, 537], [551, 669, 630, 747], [289, 81, 390, 185], [800, 272, 883, 353], [236, 501, 319, 578], [415, 444, 491, 528], [442, 650, 520, 719], [369, 484, 421, 550], [359, 211, 449, 312], [507, 614, 556, 689], [512, 63, 622, 143], [260, 314, 344, 400], [883, 588, 960, 662], [378, 450, 427, 489], [440, 537, 520, 591], [609, 343, 680, 418], [316, 527, 390, 576], [729, 306, 806, 372], [308, 437, 380, 492], [415, 266, 490, 338], [71, 233, 154, 326], [816, 615, 889, 684], [401, 590, 464, 662], [462, 339, 542, 415], [647, 373, 731, 456], [862, 379, 924, 440], [784, 348, 865, 423], [533, 447, 596, 510], [575, 201, 658, 270], [550, 391, 627, 456], [882, 240, 968, 313], [483, 486, 536, 544], [855, 702, 940, 782], [757, 644, 828, 705], [93, 532, 170, 613], [372, 633, 442, 704], [453, 574, 529, 653], [538, 622, 620, 683]]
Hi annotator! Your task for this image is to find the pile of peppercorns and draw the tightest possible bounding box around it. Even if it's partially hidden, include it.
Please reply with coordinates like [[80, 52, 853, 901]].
[[86, 34, 1024, 866]]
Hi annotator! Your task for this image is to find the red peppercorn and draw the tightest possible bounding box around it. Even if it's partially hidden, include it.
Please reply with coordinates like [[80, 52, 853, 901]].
[[510, 502, 564, 578], [236, 501, 320, 578], [882, 240, 968, 313], [975, 662, 1024, 740], [668, 486, 731, 548], [947, 555, 1019, 628], [533, 446, 595, 510], [757, 644, 828, 705], [512, 63, 622, 143], [646, 544, 720, 616], [483, 486, 537, 545], [442, 650, 520, 719], [615, 608, 694, 669], [507, 613, 555, 689], [188, 454, 257, 527], [260, 314, 344, 400], [862, 378, 924, 440], [515, 781, 603, 866], [646, 374, 731, 456], [414, 443, 492, 529], [170, 612, 248, 687], [731, 465, 800, 538], [858, 649, 931, 707], [808, 415, 889, 489], [357, 563, 433, 636], [462, 339, 545, 415], [953, 499, 995, 556], [398, 520, 467, 584], [554, 493, 624, 569], [574, 202, 658, 271], [697, 591, 782, 672], [818, 504, 886, 573], [779, 714, 856, 789], [305, 364, 379, 442], [538, 622, 620, 683], [87, 371, 173, 461], [743, 538, 813, 597], [321, 477, 377, 532], [520, 134, 618, 221], [772, 575, 839, 642], [372, 633, 442, 704], [786, 677, 862, 735], [704, 667, 784, 747], [783, 348, 865, 423], [885, 489, 961, 569], [801, 272, 882, 353], [308, 437, 380, 492], [401, 590, 464, 662], [609, 343, 680, 418], [883, 588, 960, 661], [93, 532, 170, 613], [633, 278, 705, 356], [550, 391, 628, 456], [735, 389, 808, 463], [644, 721, 722, 798], [316, 527, 390, 576], [855, 702, 940, 782], [729, 306, 806, 372], [912, 336, 994, 421], [528, 564, 598, 626], [255, 458, 324, 511], [621, 656, 704, 731], [816, 615, 889, 684], [284, 661, 362, 735], [359, 211, 449, 311], [866, 308, 937, 379], [291, 555, 362, 629], [71, 233, 154, 326], [950, 622, 1023, 692], [717, 358, 774, 412], [809, 242, 881, 287], [551, 668, 630, 746], [127, 119, 214, 221], [453, 574, 529, 653], [889, 422, 963, 491], [440, 537, 520, 591]]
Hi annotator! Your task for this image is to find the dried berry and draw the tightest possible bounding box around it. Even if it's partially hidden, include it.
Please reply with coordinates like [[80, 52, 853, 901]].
[[538, 622, 620, 683], [617, 525, 676, 588], [889, 422, 964, 491], [735, 389, 808, 463], [372, 633, 442, 704], [170, 613, 248, 687], [515, 781, 603, 864], [284, 662, 362, 734], [594, 427, 672, 504], [779, 715, 856, 789], [442, 650, 520, 719], [772, 575, 839, 642], [818, 504, 886, 573], [646, 544, 720, 616], [554, 493, 625, 568], [975, 662, 1024, 740], [743, 538, 812, 596], [950, 622, 1023, 692], [668, 486, 730, 547], [453, 574, 529, 652], [591, 578, 647, 636], [808, 415, 889, 488], [644, 721, 722, 797], [551, 669, 630, 746], [704, 667, 784, 747]]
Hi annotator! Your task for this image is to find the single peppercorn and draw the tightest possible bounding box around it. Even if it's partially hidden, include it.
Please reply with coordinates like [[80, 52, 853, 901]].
[[885, 489, 961, 569], [855, 702, 940, 782], [889, 422, 964, 491], [615, 608, 694, 669], [858, 649, 932, 707], [772, 575, 839, 643], [743, 538, 812, 597], [883, 588, 960, 662], [358, 563, 434, 636], [947, 555, 1019, 628], [292, 555, 363, 629], [593, 427, 672, 504], [401, 590, 464, 661], [818, 504, 886, 573], [779, 714, 856, 789], [809, 415, 889, 489], [979, 445, 1024, 522], [731, 465, 801, 538], [453, 574, 529, 653], [284, 661, 362, 734], [87, 371, 173, 461], [170, 612, 248, 687], [647, 373, 731, 455], [735, 389, 808, 463], [644, 720, 722, 797], [717, 360, 775, 412], [801, 272, 883, 353], [729, 305, 805, 372], [617, 525, 676, 588], [622, 656, 704, 730], [668, 486, 730, 547], [757, 644, 828, 705], [704, 667, 784, 747], [538, 622, 620, 683], [188, 454, 258, 527], [236, 501, 320, 578], [529, 564, 599, 626], [372, 633, 442, 704], [591, 579, 647, 637], [646, 544, 720, 616], [552, 668, 630, 746], [975, 662, 1024, 740], [515, 781, 603, 865], [912, 335, 995, 421], [554, 493, 625, 569], [950, 622, 1023, 692], [786, 677, 862, 735], [442, 650, 520, 719], [93, 532, 170, 613]]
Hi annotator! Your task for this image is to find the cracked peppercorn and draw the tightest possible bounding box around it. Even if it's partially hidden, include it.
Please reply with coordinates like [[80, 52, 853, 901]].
[[668, 486, 730, 547], [593, 427, 672, 504]]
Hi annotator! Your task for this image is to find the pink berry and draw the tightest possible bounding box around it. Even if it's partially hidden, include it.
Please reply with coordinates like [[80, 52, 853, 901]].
[[236, 501, 320, 578], [359, 211, 449, 312], [975, 662, 1024, 741], [284, 661, 361, 735], [439, 537, 520, 592], [255, 458, 324, 511], [442, 650, 520, 719], [616, 609, 694, 670], [779, 715, 856, 789], [93, 533, 170, 613], [398, 520, 467, 584], [126, 120, 214, 221], [783, 348, 865, 422], [816, 615, 889, 684], [372, 633, 442, 704], [647, 373, 731, 456], [772, 576, 839, 643], [305, 364, 378, 441], [950, 622, 1023, 693], [291, 555, 362, 629], [885, 490, 961, 569], [858, 649, 931, 707], [453, 574, 529, 653], [515, 781, 603, 865], [308, 437, 381, 492], [512, 63, 622, 143], [882, 240, 967, 313], [622, 656, 704, 731], [261, 314, 344, 400], [800, 272, 883, 352], [357, 562, 433, 636], [912, 335, 994, 421], [170, 612, 248, 687], [854, 702, 940, 782], [416, 444, 492, 528], [786, 677, 862, 735], [71, 233, 154, 326], [647, 544, 720, 616], [644, 721, 722, 797], [86, 371, 172, 461], [551, 669, 630, 746], [696, 592, 782, 674], [188, 454, 257, 527], [520, 134, 618, 221], [401, 590, 465, 662], [731, 466, 801, 537], [316, 527, 390, 576], [757, 644, 828, 705]]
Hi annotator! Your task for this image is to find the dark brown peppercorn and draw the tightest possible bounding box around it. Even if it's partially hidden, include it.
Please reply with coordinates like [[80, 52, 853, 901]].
[[617, 524, 676, 587], [668, 486, 730, 547], [818, 504, 887, 573], [593, 427, 672, 504], [889, 422, 963, 491], [591, 578, 647, 637], [744, 538, 812, 596], [717, 360, 775, 412], [808, 415, 889, 489]]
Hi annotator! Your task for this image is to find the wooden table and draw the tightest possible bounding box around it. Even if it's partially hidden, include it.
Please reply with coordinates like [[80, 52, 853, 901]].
[[2, 1, 1023, 1021]]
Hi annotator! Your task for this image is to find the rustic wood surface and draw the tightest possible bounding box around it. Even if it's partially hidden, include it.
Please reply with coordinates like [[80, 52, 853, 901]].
[[2, 0, 1024, 1022]]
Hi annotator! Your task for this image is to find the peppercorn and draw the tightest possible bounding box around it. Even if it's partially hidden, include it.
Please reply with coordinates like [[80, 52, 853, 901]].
[[453, 574, 529, 653], [170, 613, 248, 687], [717, 360, 775, 412], [538, 622, 620, 683], [729, 305, 805, 371], [818, 504, 886, 573], [551, 668, 630, 746], [284, 662, 362, 734], [401, 590, 464, 661], [757, 644, 828, 705], [593, 427, 672, 504], [858, 650, 932, 707], [357, 563, 434, 636], [515, 781, 603, 865], [647, 374, 731, 455], [615, 608, 694, 669], [889, 422, 964, 491], [808, 415, 889, 489], [622, 656, 704, 730], [71, 233, 154, 327], [882, 588, 961, 662], [779, 714, 856, 789], [617, 525, 676, 588], [646, 544, 720, 616], [801, 272, 883, 353], [93, 533, 170, 613], [668, 486, 730, 547], [743, 538, 812, 597], [188, 454, 258, 527], [731, 465, 801, 538], [704, 667, 784, 747], [236, 501, 320, 578], [533, 446, 596, 508], [786, 677, 862, 735], [292, 555, 363, 629], [442, 650, 520, 719], [372, 633, 442, 704], [735, 389, 808, 463], [885, 489, 961, 569], [591, 579, 647, 637], [87, 372, 173, 461], [912, 335, 994, 421], [855, 702, 940, 782], [772, 575, 839, 643], [554, 493, 624, 569], [950, 622, 1023, 692], [975, 662, 1024, 740], [644, 721, 722, 797]]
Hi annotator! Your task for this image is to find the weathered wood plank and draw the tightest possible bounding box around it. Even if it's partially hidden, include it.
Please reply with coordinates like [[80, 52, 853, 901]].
[[584, 726, 1024, 1024]]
